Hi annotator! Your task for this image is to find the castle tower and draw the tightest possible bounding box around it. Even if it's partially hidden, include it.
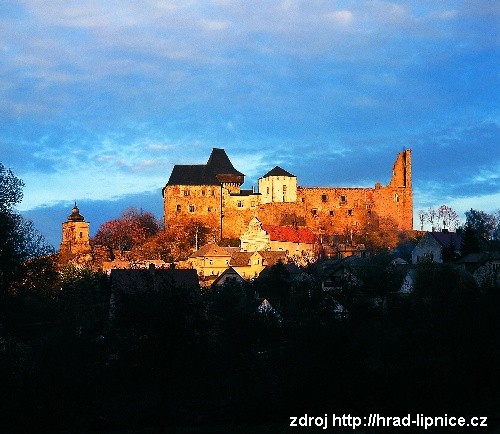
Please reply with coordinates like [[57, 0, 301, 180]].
[[258, 166, 297, 204], [60, 203, 91, 255], [390, 148, 411, 188], [387, 148, 413, 230]]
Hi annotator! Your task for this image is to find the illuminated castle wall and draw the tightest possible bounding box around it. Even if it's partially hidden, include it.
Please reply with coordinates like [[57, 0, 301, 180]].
[[162, 148, 412, 239]]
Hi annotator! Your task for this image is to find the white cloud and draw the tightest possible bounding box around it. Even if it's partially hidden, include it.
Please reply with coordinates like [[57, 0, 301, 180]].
[[325, 10, 354, 26]]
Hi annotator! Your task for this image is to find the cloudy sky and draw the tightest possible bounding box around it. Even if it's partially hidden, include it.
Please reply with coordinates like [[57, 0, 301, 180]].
[[1, 0, 498, 246]]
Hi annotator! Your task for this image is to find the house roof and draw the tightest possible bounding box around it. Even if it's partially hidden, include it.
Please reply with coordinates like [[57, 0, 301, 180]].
[[262, 224, 316, 244], [231, 189, 259, 196], [261, 166, 295, 178], [260, 251, 286, 266], [67, 203, 85, 222], [212, 267, 245, 286], [230, 251, 253, 267], [110, 268, 199, 292], [430, 231, 462, 250], [166, 148, 244, 186], [189, 243, 233, 258]]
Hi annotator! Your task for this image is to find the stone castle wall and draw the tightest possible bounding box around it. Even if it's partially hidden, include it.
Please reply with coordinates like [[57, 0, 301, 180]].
[[163, 150, 412, 239]]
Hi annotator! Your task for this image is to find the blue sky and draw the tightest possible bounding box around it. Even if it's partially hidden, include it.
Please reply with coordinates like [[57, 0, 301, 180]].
[[1, 1, 499, 247]]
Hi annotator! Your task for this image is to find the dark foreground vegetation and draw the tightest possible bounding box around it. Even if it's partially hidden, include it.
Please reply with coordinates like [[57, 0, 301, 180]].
[[1, 261, 500, 433]]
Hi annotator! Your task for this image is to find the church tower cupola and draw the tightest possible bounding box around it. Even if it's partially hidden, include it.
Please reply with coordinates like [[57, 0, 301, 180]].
[[60, 202, 91, 256], [67, 202, 85, 222]]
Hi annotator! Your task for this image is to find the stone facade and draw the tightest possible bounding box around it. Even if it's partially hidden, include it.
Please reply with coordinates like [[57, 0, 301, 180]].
[[163, 148, 413, 239], [240, 216, 271, 252]]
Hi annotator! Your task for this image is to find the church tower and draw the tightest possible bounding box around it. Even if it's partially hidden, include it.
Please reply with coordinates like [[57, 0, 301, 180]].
[[60, 203, 91, 255]]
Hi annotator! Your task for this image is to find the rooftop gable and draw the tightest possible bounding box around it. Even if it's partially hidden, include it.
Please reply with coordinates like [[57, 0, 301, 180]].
[[230, 251, 253, 267], [260, 251, 286, 266], [166, 148, 244, 186], [205, 148, 244, 177], [261, 166, 295, 178], [189, 243, 233, 258], [212, 267, 245, 286]]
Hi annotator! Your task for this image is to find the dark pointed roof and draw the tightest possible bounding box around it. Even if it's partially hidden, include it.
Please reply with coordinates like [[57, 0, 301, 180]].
[[261, 166, 295, 178], [166, 148, 244, 186], [67, 202, 85, 222]]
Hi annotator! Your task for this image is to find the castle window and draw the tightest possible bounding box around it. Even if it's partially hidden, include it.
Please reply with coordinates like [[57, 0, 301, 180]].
[[340, 195, 346, 203], [79, 232, 83, 238], [322, 194, 328, 202], [212, 190, 215, 196], [201, 190, 205, 196], [189, 205, 195, 213], [348, 209, 353, 216], [267, 187, 270, 194], [283, 185, 287, 192], [209, 259, 213, 265], [329, 210, 334, 217], [184, 190, 190, 196], [208, 206, 212, 212], [237, 200, 244, 208], [176, 204, 181, 212], [312, 208, 317, 216], [394, 193, 399, 202]]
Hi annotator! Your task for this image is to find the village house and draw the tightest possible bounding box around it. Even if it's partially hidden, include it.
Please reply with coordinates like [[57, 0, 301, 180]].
[[230, 250, 286, 279], [457, 251, 500, 287], [411, 230, 462, 264], [211, 267, 245, 287], [187, 243, 234, 279]]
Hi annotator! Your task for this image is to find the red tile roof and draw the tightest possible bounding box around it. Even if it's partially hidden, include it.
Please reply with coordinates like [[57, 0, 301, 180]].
[[262, 225, 316, 244]]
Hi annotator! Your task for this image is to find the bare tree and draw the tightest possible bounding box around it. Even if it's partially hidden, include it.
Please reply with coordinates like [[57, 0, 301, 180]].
[[418, 210, 427, 231], [427, 207, 437, 231], [437, 205, 460, 231]]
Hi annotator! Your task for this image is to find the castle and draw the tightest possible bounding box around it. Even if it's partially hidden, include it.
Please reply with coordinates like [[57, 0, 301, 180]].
[[162, 148, 412, 239]]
